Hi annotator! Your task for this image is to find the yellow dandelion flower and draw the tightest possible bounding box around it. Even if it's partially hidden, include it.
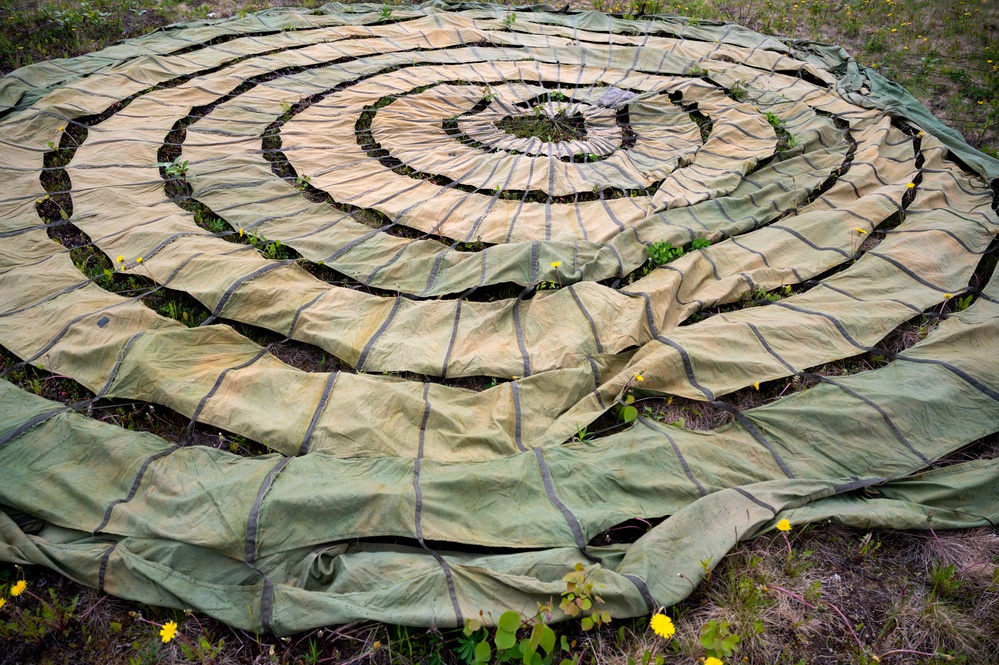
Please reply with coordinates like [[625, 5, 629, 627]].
[[906, 182, 916, 188], [753, 382, 760, 390], [159, 620, 178, 643], [890, 28, 896, 32], [978, 100, 985, 105], [855, 227, 867, 234], [634, 372, 644, 382], [0, 597, 6, 610], [550, 261, 562, 269], [373, 641, 382, 649], [650, 613, 675, 639], [10, 580, 26, 597], [776, 518, 792, 532], [135, 257, 143, 264], [239, 227, 244, 237], [116, 255, 124, 263], [57, 126, 65, 132], [944, 293, 953, 299], [705, 658, 724, 665]]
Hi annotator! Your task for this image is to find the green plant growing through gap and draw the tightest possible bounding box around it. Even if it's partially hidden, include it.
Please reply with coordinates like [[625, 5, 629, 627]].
[[155, 156, 189, 178]]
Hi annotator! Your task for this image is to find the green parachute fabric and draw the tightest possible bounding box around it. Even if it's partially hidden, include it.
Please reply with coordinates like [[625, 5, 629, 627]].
[[0, 2, 997, 634]]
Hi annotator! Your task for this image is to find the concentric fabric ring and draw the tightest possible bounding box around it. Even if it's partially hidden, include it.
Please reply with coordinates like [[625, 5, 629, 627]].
[[1, 2, 998, 635]]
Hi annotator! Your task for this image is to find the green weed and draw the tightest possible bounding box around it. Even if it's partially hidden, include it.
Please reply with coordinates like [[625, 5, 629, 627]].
[[0, 581, 79, 643], [648, 240, 684, 266], [729, 79, 747, 101], [764, 112, 799, 151], [155, 156, 189, 178], [698, 619, 740, 660], [647, 237, 710, 267]]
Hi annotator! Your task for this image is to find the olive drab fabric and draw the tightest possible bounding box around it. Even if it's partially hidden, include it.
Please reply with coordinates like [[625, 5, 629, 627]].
[[1, 2, 997, 635]]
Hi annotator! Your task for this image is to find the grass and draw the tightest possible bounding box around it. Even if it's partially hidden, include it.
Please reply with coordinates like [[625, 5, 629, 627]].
[[0, 0, 333, 73], [1, 0, 998, 663], [497, 109, 588, 143]]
